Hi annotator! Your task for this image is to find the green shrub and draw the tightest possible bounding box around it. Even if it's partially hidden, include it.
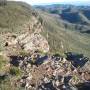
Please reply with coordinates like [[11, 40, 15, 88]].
[[0, 55, 8, 70], [10, 66, 21, 76], [19, 50, 30, 57]]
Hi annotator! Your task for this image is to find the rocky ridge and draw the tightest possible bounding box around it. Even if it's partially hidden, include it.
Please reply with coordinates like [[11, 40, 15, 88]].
[[3, 15, 49, 55], [0, 3, 90, 90]]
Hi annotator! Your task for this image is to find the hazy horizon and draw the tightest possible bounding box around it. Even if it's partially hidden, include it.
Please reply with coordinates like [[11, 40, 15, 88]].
[[11, 0, 90, 6]]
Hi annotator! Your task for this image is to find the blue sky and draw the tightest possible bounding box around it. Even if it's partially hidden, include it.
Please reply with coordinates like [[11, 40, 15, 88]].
[[12, 0, 90, 5]]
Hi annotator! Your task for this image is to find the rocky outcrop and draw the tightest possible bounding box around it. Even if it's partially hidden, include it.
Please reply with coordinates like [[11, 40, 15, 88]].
[[4, 16, 49, 53], [5, 32, 49, 53], [9, 53, 90, 90], [17, 33, 49, 53]]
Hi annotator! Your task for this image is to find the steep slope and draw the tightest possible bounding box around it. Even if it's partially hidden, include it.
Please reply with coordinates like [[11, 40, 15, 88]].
[[61, 12, 90, 25], [0, 1, 42, 51], [36, 10, 90, 58], [0, 1, 32, 33], [35, 4, 90, 33]]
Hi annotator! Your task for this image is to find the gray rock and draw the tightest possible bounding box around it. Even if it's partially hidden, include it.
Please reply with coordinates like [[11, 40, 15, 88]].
[[43, 77, 50, 84], [62, 84, 78, 90], [80, 60, 90, 72]]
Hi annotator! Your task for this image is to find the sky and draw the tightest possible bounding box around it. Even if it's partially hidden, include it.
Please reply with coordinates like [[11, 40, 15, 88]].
[[10, 0, 90, 5]]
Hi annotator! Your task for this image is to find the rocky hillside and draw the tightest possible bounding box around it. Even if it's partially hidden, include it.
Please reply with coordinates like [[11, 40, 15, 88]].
[[0, 2, 90, 58], [0, 48, 90, 90], [0, 1, 50, 89], [0, 1, 49, 53], [0, 1, 90, 90]]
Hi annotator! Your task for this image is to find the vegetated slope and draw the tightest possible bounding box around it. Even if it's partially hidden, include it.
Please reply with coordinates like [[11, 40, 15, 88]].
[[0, 1, 39, 51], [0, 1, 33, 34], [36, 10, 90, 58], [35, 4, 90, 33]]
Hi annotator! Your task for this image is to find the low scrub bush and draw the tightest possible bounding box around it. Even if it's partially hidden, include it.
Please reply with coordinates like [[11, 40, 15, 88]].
[[10, 66, 21, 76]]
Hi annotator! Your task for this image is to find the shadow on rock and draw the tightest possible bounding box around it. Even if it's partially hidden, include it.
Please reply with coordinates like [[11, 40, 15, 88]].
[[0, 73, 8, 83], [35, 55, 49, 65], [38, 81, 56, 90], [76, 82, 90, 90], [10, 56, 24, 66], [65, 52, 89, 68]]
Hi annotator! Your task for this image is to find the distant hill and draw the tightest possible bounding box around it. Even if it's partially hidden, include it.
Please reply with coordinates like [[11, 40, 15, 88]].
[[34, 4, 90, 57], [36, 10, 90, 57], [34, 4, 90, 34]]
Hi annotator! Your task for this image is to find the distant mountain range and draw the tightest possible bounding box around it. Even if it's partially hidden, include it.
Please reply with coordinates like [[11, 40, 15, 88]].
[[34, 4, 90, 33], [33, 1, 90, 6]]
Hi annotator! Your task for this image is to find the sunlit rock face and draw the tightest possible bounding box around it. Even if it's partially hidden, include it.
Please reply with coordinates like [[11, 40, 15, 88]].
[[5, 32, 49, 53], [16, 32, 49, 53]]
